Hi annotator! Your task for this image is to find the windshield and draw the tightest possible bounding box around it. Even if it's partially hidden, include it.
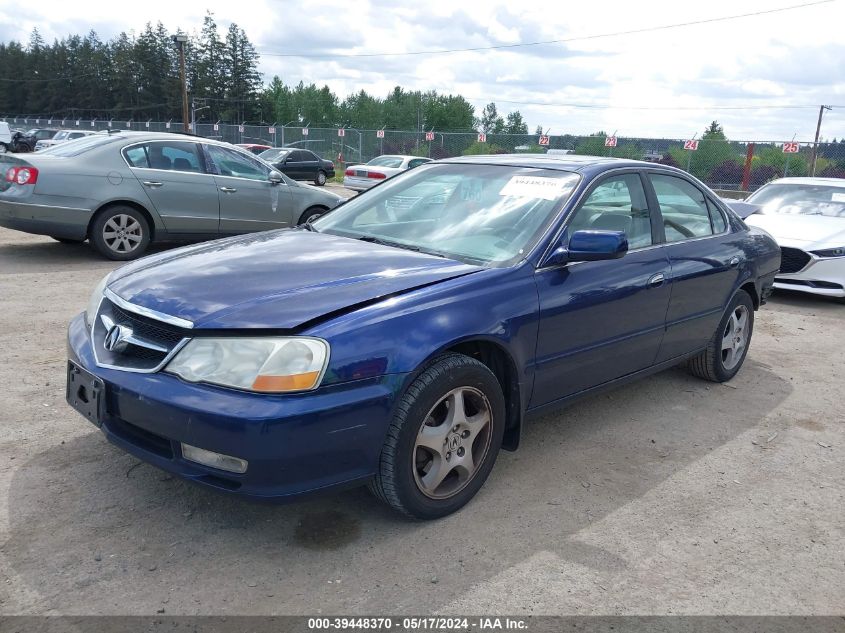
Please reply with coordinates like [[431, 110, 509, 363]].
[[314, 163, 580, 266], [38, 134, 120, 157], [53, 131, 70, 141], [259, 148, 290, 161], [747, 183, 845, 218], [367, 156, 404, 168]]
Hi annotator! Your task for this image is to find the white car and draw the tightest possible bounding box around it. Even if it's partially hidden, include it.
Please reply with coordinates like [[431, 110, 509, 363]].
[[743, 177, 845, 298], [343, 155, 431, 191], [35, 129, 96, 150]]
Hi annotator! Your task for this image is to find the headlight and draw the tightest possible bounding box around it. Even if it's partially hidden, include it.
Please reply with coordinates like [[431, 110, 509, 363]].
[[812, 247, 845, 258], [166, 337, 329, 393], [85, 273, 112, 328]]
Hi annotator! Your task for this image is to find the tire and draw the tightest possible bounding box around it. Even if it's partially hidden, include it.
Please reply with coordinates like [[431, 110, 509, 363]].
[[314, 170, 327, 186], [298, 207, 326, 225], [688, 290, 754, 382], [369, 353, 506, 520], [51, 236, 85, 244], [89, 206, 151, 260]]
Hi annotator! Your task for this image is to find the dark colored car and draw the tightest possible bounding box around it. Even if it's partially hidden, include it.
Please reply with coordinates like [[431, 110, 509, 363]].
[[67, 155, 780, 519], [259, 148, 335, 186], [18, 128, 58, 151]]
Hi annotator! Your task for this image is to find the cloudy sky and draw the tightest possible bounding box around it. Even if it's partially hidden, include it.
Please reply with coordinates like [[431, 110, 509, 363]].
[[3, 0, 844, 140]]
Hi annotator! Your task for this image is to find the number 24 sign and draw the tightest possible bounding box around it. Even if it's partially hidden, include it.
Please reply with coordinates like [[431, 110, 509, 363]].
[[683, 139, 699, 151]]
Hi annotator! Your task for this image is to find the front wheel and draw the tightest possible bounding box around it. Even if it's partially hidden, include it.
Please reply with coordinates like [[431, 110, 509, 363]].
[[298, 207, 325, 225], [369, 353, 506, 519], [89, 206, 151, 260], [688, 290, 754, 382], [314, 170, 327, 186]]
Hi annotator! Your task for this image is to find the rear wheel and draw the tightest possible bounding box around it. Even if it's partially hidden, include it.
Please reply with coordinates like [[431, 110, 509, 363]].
[[688, 290, 754, 382], [298, 207, 326, 225], [314, 170, 327, 186], [369, 353, 506, 519], [89, 206, 151, 260]]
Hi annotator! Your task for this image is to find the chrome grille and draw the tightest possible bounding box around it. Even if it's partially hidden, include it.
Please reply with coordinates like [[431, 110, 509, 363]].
[[92, 298, 188, 372], [779, 247, 811, 274]]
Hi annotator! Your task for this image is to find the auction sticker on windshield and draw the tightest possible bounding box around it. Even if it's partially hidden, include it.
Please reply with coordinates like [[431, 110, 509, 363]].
[[500, 175, 572, 200]]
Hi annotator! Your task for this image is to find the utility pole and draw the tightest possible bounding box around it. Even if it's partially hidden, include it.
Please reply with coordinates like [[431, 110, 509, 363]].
[[171, 34, 190, 133], [810, 105, 832, 176]]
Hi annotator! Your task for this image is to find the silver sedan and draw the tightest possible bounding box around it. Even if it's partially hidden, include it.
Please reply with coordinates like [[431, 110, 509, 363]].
[[0, 131, 344, 259]]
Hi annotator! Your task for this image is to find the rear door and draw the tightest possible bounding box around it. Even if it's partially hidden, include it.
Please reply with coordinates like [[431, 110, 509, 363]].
[[532, 171, 671, 406], [645, 171, 742, 362], [123, 140, 220, 235], [203, 144, 294, 234]]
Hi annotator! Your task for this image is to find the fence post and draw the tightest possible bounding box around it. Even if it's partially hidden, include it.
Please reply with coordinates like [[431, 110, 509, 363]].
[[741, 143, 755, 192]]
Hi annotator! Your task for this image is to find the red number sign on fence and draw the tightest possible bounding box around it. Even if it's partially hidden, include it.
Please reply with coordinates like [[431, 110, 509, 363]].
[[268, 127, 275, 134], [604, 136, 617, 147], [425, 131, 435, 141], [338, 128, 346, 137], [538, 135, 550, 146], [238, 125, 244, 133], [683, 139, 699, 151], [478, 133, 487, 143], [376, 129, 385, 138], [302, 128, 309, 136], [782, 141, 800, 153]]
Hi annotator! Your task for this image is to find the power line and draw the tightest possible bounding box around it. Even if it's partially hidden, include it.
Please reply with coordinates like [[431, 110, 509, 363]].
[[258, 0, 835, 58], [471, 99, 824, 111]]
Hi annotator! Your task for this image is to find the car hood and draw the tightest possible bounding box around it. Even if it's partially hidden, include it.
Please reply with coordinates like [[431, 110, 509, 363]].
[[107, 230, 482, 329], [744, 213, 845, 248]]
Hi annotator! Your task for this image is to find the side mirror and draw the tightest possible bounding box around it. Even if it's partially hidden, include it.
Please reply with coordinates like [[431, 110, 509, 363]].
[[545, 230, 628, 266], [268, 171, 284, 185]]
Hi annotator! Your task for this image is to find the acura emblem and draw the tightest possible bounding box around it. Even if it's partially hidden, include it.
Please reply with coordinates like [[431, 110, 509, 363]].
[[104, 323, 133, 353]]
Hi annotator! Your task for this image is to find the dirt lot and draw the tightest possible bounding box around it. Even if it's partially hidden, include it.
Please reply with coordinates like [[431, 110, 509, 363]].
[[0, 225, 842, 616]]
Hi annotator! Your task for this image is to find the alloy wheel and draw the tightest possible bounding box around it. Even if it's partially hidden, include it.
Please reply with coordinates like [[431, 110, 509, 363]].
[[413, 386, 493, 499], [721, 304, 749, 370], [102, 214, 143, 255]]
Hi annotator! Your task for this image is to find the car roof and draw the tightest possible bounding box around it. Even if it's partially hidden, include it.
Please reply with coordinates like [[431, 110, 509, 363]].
[[372, 155, 424, 160], [766, 177, 845, 188], [438, 153, 664, 174]]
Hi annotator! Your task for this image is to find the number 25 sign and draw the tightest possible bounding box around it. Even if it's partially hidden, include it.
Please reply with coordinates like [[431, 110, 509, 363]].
[[782, 141, 800, 154]]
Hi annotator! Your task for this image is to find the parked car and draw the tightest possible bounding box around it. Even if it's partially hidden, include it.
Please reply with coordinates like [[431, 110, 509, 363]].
[[343, 155, 432, 191], [258, 147, 335, 186], [236, 143, 272, 155], [35, 129, 97, 150], [0, 122, 51, 153], [66, 154, 779, 519], [741, 177, 845, 299], [0, 131, 343, 260]]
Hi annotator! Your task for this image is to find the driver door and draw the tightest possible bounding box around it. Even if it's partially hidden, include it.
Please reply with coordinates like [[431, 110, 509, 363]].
[[531, 172, 672, 406], [203, 144, 294, 234]]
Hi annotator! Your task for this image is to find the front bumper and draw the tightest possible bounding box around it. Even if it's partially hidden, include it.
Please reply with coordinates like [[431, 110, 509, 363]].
[[774, 257, 845, 298], [67, 313, 406, 500]]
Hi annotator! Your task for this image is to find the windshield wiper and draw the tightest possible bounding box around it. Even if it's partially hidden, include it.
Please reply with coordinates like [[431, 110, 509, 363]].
[[301, 221, 320, 232], [357, 235, 422, 251]]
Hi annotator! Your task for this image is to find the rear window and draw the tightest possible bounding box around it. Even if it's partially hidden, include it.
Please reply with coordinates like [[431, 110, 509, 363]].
[[367, 156, 404, 168], [38, 134, 120, 157]]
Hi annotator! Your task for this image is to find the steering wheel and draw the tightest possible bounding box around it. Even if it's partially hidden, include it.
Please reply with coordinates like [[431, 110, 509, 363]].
[[663, 218, 695, 238]]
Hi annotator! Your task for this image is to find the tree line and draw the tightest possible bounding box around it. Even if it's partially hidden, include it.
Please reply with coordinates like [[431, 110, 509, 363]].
[[0, 14, 532, 133]]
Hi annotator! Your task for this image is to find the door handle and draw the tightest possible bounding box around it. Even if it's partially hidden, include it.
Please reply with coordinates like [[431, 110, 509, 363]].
[[729, 256, 741, 268], [219, 186, 237, 193], [647, 272, 666, 288], [142, 181, 163, 188]]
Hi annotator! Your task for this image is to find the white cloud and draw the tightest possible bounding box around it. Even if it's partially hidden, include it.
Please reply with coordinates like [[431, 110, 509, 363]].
[[2, 0, 844, 139]]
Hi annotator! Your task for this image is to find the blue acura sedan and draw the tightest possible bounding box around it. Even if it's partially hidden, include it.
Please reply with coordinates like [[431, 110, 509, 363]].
[[66, 155, 780, 519]]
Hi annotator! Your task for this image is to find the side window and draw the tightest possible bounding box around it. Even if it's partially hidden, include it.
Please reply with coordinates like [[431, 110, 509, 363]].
[[707, 198, 727, 233], [288, 150, 305, 162], [302, 151, 318, 161], [567, 174, 653, 249], [649, 174, 713, 242], [123, 145, 149, 168], [206, 145, 269, 180], [408, 159, 429, 169]]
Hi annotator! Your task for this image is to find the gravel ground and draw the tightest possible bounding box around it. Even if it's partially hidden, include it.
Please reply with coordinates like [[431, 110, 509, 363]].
[[0, 226, 842, 616]]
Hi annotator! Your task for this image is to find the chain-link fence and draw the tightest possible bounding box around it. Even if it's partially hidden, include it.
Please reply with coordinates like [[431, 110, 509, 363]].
[[5, 115, 845, 192]]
